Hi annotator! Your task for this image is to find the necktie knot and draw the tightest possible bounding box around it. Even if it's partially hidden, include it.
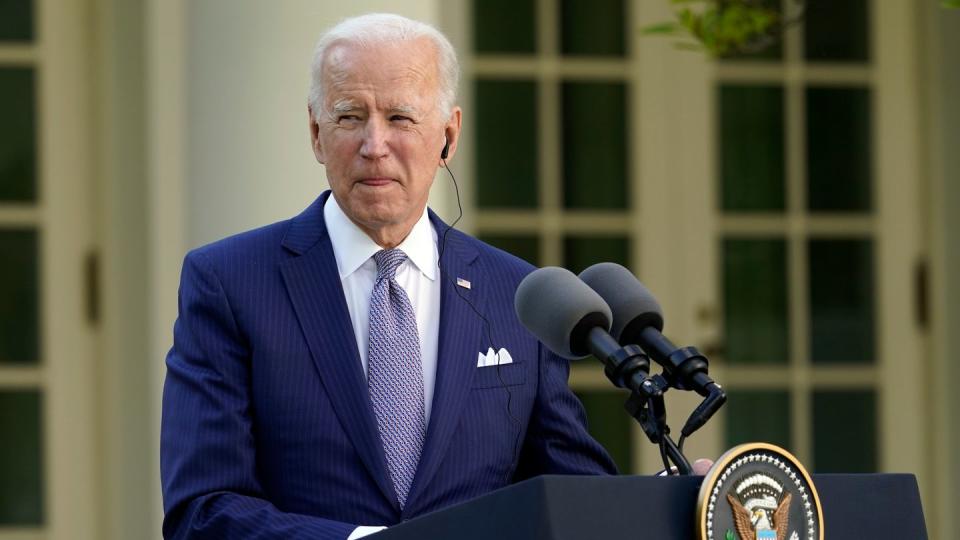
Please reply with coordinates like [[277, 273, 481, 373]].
[[373, 248, 407, 280]]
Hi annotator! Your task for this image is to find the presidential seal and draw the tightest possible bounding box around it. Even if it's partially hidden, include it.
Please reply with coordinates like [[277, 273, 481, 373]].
[[696, 443, 823, 540]]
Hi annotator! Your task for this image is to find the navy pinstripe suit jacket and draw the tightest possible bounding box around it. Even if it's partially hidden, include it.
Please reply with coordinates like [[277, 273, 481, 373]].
[[160, 191, 616, 539]]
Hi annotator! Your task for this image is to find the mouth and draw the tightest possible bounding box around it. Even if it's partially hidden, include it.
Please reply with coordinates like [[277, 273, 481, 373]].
[[357, 177, 396, 187]]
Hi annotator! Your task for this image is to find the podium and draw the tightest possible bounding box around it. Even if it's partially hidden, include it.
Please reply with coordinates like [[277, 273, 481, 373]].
[[376, 474, 927, 539]]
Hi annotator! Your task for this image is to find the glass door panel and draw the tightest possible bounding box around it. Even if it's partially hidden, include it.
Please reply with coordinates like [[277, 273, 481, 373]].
[[715, 0, 883, 475], [0, 2, 44, 531]]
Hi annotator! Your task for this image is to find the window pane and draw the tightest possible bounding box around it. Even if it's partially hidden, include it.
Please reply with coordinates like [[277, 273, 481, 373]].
[[0, 68, 37, 202], [806, 87, 872, 212], [719, 85, 785, 211], [564, 235, 629, 275], [562, 81, 628, 209], [475, 79, 538, 208], [0, 229, 39, 364], [560, 0, 625, 57], [809, 239, 874, 364], [478, 234, 540, 266], [0, 390, 44, 524], [813, 390, 876, 473], [473, 0, 536, 54], [575, 389, 632, 473], [0, 0, 33, 42], [723, 238, 788, 364], [725, 390, 791, 450], [804, 0, 869, 62]]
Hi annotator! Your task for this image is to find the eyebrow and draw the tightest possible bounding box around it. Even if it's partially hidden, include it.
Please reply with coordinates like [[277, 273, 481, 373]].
[[329, 100, 422, 117], [388, 105, 417, 115], [331, 100, 361, 114]]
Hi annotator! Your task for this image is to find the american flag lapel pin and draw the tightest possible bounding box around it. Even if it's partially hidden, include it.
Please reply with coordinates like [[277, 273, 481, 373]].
[[456, 277, 471, 289]]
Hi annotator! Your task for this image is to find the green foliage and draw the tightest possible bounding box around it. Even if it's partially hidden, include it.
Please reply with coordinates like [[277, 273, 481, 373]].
[[725, 530, 737, 540], [642, 0, 784, 57], [643, 0, 788, 57], [644, 0, 958, 57]]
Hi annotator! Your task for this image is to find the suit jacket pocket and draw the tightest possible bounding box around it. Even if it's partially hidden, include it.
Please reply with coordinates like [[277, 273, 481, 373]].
[[472, 362, 526, 389]]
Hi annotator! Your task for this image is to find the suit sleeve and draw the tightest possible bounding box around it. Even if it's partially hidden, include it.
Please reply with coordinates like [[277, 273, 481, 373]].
[[512, 341, 619, 480], [161, 251, 357, 540]]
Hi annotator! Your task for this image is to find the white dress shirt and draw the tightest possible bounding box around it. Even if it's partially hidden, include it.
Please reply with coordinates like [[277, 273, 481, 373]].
[[323, 194, 441, 427]]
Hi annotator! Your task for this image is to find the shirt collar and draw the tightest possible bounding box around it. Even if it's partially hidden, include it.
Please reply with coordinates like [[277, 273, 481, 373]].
[[323, 193, 438, 281]]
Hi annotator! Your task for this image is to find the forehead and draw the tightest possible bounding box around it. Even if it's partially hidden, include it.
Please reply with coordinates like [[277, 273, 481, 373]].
[[322, 38, 440, 106]]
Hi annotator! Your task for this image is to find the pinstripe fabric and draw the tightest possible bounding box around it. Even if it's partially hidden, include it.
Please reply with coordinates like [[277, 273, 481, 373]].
[[367, 249, 426, 508], [160, 191, 617, 539]]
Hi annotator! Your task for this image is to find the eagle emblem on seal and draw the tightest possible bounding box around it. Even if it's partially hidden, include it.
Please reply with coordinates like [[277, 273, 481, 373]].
[[726, 473, 792, 540], [697, 443, 821, 540]]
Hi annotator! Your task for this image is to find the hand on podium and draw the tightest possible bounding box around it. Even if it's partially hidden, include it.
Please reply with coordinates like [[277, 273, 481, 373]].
[[692, 458, 713, 475], [659, 458, 714, 476]]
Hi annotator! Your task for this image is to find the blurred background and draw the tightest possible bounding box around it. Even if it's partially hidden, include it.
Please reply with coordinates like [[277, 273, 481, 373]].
[[0, 0, 957, 538]]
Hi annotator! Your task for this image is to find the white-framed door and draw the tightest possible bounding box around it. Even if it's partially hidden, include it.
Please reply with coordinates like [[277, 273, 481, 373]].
[[0, 0, 98, 538], [636, 0, 932, 528], [667, 0, 928, 497], [454, 0, 932, 525]]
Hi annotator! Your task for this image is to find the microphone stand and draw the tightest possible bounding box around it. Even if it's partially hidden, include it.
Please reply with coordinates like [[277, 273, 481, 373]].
[[585, 328, 693, 475], [623, 375, 691, 475]]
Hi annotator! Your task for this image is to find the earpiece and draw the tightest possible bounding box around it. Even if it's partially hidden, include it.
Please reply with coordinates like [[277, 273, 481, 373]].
[[440, 137, 449, 160]]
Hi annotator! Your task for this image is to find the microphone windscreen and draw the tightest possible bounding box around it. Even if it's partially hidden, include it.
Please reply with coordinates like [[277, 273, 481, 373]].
[[578, 262, 664, 344], [514, 267, 612, 360]]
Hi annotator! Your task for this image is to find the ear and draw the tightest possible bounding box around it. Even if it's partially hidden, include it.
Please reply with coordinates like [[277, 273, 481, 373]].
[[308, 105, 325, 163], [438, 106, 462, 166]]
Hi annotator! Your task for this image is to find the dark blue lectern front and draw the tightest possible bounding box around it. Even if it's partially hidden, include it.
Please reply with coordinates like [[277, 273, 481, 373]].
[[375, 474, 926, 539]]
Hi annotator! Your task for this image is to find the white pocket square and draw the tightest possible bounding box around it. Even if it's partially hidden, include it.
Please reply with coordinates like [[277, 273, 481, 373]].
[[477, 347, 513, 367]]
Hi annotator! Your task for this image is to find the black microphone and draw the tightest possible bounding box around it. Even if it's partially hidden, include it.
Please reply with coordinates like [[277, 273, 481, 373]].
[[578, 262, 725, 437], [514, 267, 651, 392], [515, 266, 613, 360]]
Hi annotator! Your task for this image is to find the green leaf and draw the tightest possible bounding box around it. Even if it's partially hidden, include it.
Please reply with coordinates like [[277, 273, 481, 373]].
[[726, 530, 736, 540], [943, 0, 960, 8], [642, 0, 781, 58]]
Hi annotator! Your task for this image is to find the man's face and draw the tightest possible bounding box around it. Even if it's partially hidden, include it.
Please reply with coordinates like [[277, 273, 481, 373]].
[[309, 38, 461, 243]]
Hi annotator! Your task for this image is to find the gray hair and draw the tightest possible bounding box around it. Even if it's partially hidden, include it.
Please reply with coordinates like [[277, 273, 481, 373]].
[[308, 13, 460, 117]]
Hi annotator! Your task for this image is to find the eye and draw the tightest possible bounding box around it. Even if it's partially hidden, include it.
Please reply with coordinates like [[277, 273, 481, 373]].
[[390, 114, 414, 123], [337, 114, 361, 124]]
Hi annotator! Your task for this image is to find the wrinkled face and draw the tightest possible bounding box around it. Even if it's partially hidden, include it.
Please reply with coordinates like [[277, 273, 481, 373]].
[[309, 38, 460, 241]]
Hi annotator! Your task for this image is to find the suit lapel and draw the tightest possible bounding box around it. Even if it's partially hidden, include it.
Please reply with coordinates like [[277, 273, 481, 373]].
[[405, 215, 484, 510], [279, 192, 399, 510]]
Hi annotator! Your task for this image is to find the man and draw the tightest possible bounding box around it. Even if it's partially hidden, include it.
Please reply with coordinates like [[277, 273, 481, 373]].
[[160, 13, 616, 540]]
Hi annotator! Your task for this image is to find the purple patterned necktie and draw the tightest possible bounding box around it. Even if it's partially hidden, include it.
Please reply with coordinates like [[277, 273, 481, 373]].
[[367, 248, 426, 508]]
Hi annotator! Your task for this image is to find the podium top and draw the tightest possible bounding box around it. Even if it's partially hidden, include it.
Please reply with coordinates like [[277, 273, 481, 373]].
[[376, 474, 926, 539]]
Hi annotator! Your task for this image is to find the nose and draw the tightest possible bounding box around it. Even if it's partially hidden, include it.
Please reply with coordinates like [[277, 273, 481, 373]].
[[359, 118, 389, 160]]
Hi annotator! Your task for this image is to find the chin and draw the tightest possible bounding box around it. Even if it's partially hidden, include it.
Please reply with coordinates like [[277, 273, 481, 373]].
[[351, 205, 404, 228]]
